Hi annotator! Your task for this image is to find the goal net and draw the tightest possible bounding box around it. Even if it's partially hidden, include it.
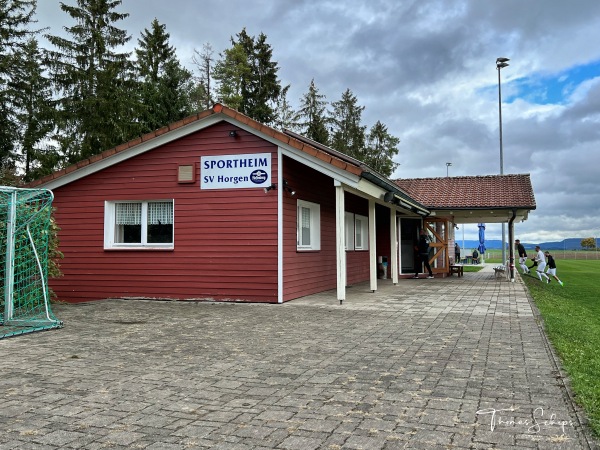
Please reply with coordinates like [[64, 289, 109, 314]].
[[1, 186, 62, 339]]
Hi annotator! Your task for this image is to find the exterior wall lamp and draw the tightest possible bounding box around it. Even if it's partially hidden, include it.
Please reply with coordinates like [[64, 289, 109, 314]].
[[264, 183, 276, 193], [283, 180, 296, 196]]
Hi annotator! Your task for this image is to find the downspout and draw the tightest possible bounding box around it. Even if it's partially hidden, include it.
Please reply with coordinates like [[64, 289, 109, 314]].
[[508, 209, 517, 282]]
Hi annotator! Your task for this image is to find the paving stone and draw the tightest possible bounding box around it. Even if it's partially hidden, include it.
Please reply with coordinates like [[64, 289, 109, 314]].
[[277, 435, 323, 450], [0, 266, 597, 449]]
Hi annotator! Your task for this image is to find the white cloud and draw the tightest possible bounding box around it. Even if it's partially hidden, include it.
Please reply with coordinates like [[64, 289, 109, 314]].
[[34, 0, 600, 242]]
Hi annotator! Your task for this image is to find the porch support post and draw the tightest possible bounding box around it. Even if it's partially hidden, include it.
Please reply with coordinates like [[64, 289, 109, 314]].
[[390, 209, 399, 284], [508, 210, 517, 282], [335, 182, 346, 304], [369, 199, 377, 292]]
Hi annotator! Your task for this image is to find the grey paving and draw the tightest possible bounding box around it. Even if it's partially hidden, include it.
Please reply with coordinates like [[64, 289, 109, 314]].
[[1, 264, 598, 449]]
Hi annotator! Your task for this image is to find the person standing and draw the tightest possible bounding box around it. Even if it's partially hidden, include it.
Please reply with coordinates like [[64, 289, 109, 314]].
[[454, 243, 461, 264], [544, 251, 564, 286], [413, 230, 434, 279], [515, 239, 530, 274], [533, 246, 551, 283]]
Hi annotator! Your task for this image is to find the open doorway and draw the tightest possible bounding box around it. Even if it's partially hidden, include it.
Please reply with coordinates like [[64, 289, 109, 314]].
[[399, 218, 420, 274], [399, 217, 450, 276]]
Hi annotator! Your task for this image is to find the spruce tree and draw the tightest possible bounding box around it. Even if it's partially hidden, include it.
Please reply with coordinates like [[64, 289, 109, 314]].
[[364, 120, 400, 177], [135, 18, 194, 133], [213, 28, 282, 124], [330, 89, 366, 160], [11, 38, 57, 180], [297, 79, 329, 145], [273, 85, 300, 132], [45, 0, 135, 164], [212, 42, 248, 112], [0, 0, 38, 173]]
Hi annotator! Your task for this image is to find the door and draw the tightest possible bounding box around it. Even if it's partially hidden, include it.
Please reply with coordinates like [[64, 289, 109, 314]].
[[423, 218, 449, 275]]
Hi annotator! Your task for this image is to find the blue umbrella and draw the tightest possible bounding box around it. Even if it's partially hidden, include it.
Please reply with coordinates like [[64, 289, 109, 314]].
[[478, 223, 486, 254]]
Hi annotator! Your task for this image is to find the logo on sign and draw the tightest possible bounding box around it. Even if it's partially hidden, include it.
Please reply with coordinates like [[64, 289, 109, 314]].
[[250, 170, 268, 184]]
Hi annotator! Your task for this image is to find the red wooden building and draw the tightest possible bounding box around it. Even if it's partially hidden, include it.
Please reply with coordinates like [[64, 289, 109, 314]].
[[28, 104, 535, 303]]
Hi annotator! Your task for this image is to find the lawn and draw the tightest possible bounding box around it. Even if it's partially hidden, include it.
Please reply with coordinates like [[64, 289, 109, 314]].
[[520, 260, 600, 437]]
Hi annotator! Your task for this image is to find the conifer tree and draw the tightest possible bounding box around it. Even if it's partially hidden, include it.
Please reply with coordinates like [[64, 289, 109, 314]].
[[364, 120, 400, 177], [330, 89, 366, 160], [11, 38, 57, 180], [212, 42, 248, 112], [45, 0, 136, 164], [135, 18, 194, 133], [273, 85, 300, 132], [192, 42, 215, 110], [297, 79, 329, 145], [0, 0, 38, 173], [213, 28, 282, 124]]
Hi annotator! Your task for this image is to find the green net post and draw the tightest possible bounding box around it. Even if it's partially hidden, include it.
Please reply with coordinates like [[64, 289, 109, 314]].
[[1, 186, 63, 339]]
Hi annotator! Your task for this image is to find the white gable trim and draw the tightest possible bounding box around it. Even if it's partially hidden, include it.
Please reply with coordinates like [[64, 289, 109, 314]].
[[39, 115, 227, 190], [37, 113, 364, 191]]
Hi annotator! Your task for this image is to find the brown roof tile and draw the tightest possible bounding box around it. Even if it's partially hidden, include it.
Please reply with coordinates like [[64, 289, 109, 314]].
[[25, 104, 366, 190], [394, 175, 536, 209]]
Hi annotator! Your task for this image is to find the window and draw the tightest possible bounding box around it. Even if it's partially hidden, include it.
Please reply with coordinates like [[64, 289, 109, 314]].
[[345, 212, 355, 250], [105, 200, 174, 249], [354, 214, 369, 250], [297, 200, 320, 251], [344, 212, 369, 251]]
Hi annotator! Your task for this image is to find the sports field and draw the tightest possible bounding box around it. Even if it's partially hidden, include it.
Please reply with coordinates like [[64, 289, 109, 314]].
[[520, 260, 600, 437]]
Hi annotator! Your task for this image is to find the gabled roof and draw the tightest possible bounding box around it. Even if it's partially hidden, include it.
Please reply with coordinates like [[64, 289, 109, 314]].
[[394, 174, 536, 209], [24, 103, 535, 223], [25, 103, 429, 215], [283, 129, 426, 211], [27, 103, 365, 189]]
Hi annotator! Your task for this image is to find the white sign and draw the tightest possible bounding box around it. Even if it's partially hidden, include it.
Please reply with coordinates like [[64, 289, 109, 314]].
[[200, 153, 272, 190]]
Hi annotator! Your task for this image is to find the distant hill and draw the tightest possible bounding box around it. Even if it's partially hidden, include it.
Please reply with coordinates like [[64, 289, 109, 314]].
[[456, 237, 595, 250]]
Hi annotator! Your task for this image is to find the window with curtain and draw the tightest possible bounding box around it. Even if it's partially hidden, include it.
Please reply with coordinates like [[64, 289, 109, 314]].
[[105, 200, 174, 248]]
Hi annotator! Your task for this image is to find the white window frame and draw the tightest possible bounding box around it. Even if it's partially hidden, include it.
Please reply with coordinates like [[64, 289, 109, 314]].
[[297, 199, 320, 251], [354, 214, 369, 251], [344, 212, 355, 251], [104, 200, 174, 250]]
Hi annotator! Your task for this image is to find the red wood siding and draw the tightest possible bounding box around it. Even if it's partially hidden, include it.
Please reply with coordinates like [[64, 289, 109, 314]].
[[344, 192, 370, 286], [50, 122, 279, 303], [281, 157, 337, 301], [375, 204, 391, 275]]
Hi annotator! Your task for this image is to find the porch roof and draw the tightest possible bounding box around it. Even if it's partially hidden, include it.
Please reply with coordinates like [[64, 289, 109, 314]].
[[394, 174, 536, 223]]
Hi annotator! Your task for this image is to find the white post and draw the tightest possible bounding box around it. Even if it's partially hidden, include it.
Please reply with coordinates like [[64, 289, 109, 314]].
[[335, 183, 346, 304], [4, 190, 17, 320], [369, 199, 377, 292], [390, 209, 398, 284]]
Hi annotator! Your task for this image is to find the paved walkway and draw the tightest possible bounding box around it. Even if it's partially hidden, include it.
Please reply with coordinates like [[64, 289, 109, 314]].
[[1, 265, 598, 449]]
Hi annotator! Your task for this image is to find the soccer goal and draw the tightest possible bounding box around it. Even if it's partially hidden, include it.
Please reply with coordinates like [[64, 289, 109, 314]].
[[1, 186, 62, 339]]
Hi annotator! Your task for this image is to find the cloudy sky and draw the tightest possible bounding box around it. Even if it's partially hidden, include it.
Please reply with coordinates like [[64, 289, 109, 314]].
[[35, 0, 600, 244]]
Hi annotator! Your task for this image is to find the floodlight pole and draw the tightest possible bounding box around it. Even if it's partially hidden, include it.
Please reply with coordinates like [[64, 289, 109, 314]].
[[497, 57, 509, 264]]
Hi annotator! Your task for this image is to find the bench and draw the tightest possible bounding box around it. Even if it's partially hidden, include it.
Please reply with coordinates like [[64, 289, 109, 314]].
[[494, 261, 509, 279], [449, 264, 464, 277]]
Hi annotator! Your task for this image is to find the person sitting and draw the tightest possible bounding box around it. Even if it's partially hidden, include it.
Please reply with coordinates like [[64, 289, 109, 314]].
[[472, 249, 480, 264]]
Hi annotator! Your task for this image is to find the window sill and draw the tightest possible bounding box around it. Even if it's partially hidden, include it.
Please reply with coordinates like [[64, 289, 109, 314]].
[[105, 246, 174, 251]]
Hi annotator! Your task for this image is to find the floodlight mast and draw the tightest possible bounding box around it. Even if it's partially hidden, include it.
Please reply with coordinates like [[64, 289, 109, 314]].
[[497, 57, 509, 264]]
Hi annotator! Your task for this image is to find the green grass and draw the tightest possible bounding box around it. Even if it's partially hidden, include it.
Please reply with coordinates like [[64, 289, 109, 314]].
[[521, 260, 600, 436], [463, 265, 484, 273]]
